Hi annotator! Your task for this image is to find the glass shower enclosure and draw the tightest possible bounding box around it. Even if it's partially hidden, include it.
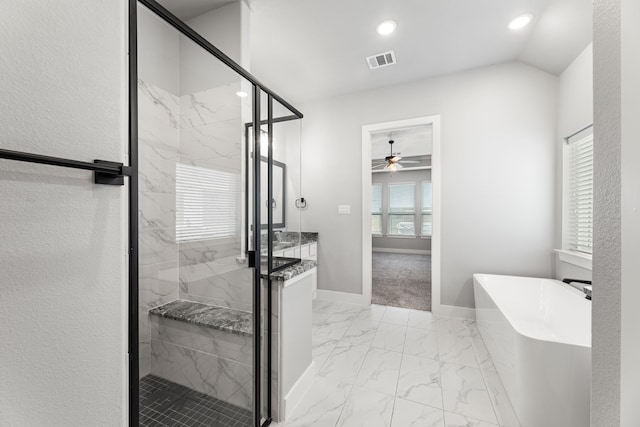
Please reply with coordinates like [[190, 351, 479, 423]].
[[132, 1, 303, 426]]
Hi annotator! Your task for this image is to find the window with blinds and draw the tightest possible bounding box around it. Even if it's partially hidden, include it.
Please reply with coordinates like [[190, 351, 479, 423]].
[[371, 184, 383, 235], [176, 163, 240, 242], [388, 182, 415, 235], [422, 181, 433, 236], [564, 129, 593, 254]]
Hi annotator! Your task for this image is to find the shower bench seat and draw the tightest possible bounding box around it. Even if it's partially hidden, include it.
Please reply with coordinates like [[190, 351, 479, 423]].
[[149, 299, 252, 336]]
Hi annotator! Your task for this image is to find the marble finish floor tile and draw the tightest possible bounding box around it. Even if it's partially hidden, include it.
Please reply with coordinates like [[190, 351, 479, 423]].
[[408, 309, 437, 330], [392, 398, 445, 427], [471, 331, 496, 372], [336, 386, 395, 427], [355, 304, 387, 322], [444, 411, 499, 427], [437, 331, 479, 368], [397, 354, 443, 409], [312, 338, 339, 372], [317, 341, 370, 384], [355, 347, 402, 395], [404, 327, 439, 360], [342, 319, 379, 346], [372, 322, 407, 353], [381, 306, 411, 325], [482, 370, 521, 427], [280, 377, 352, 427], [279, 301, 518, 427], [440, 362, 498, 424]]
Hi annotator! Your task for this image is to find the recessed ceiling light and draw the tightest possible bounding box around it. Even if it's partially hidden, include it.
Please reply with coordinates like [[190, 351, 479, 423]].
[[508, 14, 533, 30], [236, 91, 248, 97], [376, 20, 397, 36]]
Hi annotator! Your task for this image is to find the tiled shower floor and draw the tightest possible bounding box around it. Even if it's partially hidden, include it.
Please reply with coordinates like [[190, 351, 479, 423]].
[[139, 375, 252, 427]]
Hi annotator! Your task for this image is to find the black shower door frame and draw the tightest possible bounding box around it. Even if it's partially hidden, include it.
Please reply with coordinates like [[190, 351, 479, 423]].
[[128, 2, 303, 426]]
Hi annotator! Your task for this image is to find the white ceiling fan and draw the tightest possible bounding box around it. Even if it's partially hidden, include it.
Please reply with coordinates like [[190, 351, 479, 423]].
[[372, 140, 421, 172]]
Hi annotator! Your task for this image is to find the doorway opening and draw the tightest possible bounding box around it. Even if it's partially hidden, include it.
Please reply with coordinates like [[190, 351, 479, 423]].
[[361, 116, 441, 313]]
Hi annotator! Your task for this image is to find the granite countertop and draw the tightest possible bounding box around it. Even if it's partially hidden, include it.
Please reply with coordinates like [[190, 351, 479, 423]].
[[149, 300, 252, 336], [261, 231, 318, 253], [270, 259, 318, 282]]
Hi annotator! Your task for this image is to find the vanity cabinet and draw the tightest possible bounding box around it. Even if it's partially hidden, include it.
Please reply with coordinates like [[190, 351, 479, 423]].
[[273, 242, 317, 261]]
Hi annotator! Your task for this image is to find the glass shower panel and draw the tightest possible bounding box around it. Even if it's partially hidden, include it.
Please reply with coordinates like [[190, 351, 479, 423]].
[[137, 4, 256, 425], [270, 98, 303, 265]]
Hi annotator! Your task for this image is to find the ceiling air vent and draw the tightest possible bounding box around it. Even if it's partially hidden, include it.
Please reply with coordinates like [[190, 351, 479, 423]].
[[366, 50, 396, 70]]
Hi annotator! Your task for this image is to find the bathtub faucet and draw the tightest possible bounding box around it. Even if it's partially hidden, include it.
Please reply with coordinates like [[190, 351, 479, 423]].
[[562, 278, 592, 300]]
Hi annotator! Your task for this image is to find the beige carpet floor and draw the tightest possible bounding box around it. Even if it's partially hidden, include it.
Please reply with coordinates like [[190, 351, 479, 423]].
[[372, 253, 431, 311]]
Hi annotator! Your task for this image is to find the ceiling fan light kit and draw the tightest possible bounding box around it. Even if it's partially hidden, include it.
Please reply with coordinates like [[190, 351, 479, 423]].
[[372, 139, 424, 172], [384, 140, 401, 172]]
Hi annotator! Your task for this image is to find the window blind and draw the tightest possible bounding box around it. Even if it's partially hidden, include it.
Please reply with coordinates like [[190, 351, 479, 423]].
[[371, 184, 383, 234], [566, 131, 593, 254], [371, 184, 383, 214], [422, 181, 433, 236], [176, 163, 240, 242], [389, 183, 415, 213], [422, 182, 432, 213]]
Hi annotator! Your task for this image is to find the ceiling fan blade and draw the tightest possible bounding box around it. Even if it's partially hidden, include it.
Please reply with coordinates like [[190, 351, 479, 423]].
[[372, 163, 386, 169], [399, 160, 421, 164]]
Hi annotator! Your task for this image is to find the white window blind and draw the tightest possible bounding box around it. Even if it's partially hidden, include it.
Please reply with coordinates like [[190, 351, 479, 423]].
[[389, 183, 415, 213], [566, 130, 593, 254], [371, 184, 383, 234], [422, 181, 433, 236], [388, 183, 416, 235], [371, 184, 383, 214], [422, 182, 432, 213], [176, 163, 240, 242]]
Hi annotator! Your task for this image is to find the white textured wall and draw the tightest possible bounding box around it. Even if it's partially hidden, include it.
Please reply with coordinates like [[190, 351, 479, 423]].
[[594, 0, 640, 425], [620, 0, 640, 423], [592, 0, 621, 425], [300, 62, 557, 307], [554, 44, 594, 282], [0, 1, 127, 425], [181, 1, 251, 95]]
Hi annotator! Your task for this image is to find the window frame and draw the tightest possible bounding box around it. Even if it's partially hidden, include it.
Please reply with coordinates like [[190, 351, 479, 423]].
[[176, 162, 240, 243], [387, 181, 417, 236], [421, 180, 433, 237], [559, 125, 593, 268], [371, 183, 383, 236]]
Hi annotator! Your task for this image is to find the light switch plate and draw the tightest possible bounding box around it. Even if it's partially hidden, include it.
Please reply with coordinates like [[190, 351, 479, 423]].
[[338, 205, 351, 214]]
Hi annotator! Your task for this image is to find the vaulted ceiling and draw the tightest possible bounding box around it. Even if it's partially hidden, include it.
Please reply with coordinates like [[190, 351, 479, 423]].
[[157, 0, 592, 104]]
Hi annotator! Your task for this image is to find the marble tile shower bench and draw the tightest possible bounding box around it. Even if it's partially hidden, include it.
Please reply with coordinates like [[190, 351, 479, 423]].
[[149, 299, 253, 336], [147, 300, 254, 410]]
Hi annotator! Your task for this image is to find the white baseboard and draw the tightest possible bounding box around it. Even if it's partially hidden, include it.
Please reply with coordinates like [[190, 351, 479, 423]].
[[284, 362, 316, 420], [373, 248, 431, 255], [315, 289, 369, 305], [433, 304, 476, 320]]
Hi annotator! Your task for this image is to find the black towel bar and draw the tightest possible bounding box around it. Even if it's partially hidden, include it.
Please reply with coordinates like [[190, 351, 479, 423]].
[[0, 148, 132, 185]]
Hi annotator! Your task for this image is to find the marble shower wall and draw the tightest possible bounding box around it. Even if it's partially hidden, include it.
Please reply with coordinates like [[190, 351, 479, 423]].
[[138, 80, 181, 378], [177, 82, 253, 312]]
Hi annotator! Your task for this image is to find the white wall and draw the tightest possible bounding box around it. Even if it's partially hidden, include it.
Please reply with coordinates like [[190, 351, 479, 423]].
[[620, 1, 640, 423], [554, 44, 593, 282], [592, 1, 640, 425], [301, 62, 557, 308], [181, 1, 251, 95], [138, 5, 180, 94], [0, 1, 127, 425]]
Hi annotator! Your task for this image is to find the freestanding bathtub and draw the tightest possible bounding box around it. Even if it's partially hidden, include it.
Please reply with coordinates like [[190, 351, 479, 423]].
[[473, 274, 591, 427]]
